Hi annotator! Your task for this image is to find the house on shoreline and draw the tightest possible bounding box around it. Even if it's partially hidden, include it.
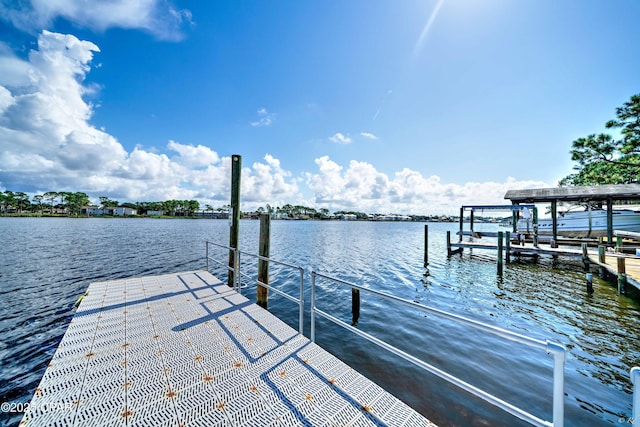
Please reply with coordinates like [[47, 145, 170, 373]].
[[82, 206, 137, 216]]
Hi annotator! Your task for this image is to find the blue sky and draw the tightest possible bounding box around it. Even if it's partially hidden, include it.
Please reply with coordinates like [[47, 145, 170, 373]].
[[0, 0, 639, 214]]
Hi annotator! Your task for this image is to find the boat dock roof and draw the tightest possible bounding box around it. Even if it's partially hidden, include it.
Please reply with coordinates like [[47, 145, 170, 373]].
[[21, 270, 436, 426], [504, 184, 640, 204]]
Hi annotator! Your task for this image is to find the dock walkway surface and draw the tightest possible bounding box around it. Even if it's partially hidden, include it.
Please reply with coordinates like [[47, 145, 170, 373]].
[[21, 270, 436, 427]]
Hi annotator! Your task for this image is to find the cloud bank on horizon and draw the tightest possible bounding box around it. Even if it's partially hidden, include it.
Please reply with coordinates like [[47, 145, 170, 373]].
[[0, 1, 551, 215]]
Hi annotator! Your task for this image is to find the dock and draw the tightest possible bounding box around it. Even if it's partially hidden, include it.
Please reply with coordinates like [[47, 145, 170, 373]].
[[447, 232, 640, 291], [21, 270, 436, 426]]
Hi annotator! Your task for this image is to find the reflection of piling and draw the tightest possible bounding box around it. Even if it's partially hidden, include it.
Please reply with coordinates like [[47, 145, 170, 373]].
[[257, 214, 270, 308], [228, 154, 241, 288]]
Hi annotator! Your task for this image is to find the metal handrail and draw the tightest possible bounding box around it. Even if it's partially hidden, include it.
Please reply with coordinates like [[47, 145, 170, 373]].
[[205, 241, 239, 292], [311, 270, 567, 427], [237, 250, 305, 335], [205, 241, 305, 335]]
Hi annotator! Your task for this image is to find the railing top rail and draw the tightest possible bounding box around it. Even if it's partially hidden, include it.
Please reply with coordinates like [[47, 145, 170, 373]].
[[237, 250, 304, 271], [311, 270, 558, 353], [206, 240, 234, 250]]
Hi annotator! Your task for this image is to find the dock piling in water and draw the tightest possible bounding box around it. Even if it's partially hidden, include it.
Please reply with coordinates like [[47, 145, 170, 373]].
[[257, 213, 270, 308], [586, 273, 594, 293], [497, 231, 503, 275], [424, 224, 429, 267]]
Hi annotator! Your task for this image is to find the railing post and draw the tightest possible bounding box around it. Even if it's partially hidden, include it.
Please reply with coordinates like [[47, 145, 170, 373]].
[[298, 267, 304, 335], [234, 249, 240, 293], [632, 367, 640, 427], [548, 341, 566, 427], [311, 271, 316, 342], [205, 242, 209, 272], [257, 214, 270, 308]]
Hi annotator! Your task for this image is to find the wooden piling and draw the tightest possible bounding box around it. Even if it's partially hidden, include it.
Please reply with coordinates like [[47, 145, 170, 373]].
[[582, 243, 590, 272], [447, 230, 452, 256], [228, 154, 241, 287], [586, 273, 594, 294], [257, 213, 270, 308], [424, 225, 429, 267], [352, 288, 360, 326], [618, 257, 627, 294], [497, 231, 503, 275], [505, 231, 511, 264], [598, 246, 607, 278]]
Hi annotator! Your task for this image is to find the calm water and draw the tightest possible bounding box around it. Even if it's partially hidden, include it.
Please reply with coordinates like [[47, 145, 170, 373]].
[[1, 217, 639, 426]]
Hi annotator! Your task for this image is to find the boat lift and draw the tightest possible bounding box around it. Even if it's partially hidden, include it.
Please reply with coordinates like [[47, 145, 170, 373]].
[[459, 204, 538, 242]]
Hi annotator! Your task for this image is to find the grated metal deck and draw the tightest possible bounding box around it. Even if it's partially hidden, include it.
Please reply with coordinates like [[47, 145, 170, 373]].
[[21, 270, 437, 426]]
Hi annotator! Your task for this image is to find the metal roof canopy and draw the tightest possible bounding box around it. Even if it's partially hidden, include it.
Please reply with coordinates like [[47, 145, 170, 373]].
[[504, 184, 640, 204], [462, 204, 536, 211]]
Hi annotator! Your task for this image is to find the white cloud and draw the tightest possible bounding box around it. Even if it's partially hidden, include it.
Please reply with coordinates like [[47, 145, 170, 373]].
[[0, 31, 301, 207], [0, 0, 192, 41], [250, 107, 274, 127], [360, 132, 378, 140], [167, 140, 220, 167], [306, 156, 549, 215], [329, 132, 352, 144], [0, 31, 551, 215]]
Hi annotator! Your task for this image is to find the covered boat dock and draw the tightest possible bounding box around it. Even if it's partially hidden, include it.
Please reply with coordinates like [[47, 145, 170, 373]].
[[504, 184, 640, 243]]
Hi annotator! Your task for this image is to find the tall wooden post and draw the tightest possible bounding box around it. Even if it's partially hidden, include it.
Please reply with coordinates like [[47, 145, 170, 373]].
[[352, 288, 360, 326], [257, 213, 270, 308], [505, 231, 511, 264], [607, 199, 614, 245], [470, 210, 475, 236], [497, 231, 504, 275], [551, 201, 558, 242], [228, 154, 241, 288], [459, 207, 464, 242], [423, 225, 429, 267]]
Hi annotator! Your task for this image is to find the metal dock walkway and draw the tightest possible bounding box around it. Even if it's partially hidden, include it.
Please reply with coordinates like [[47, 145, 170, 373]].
[[21, 270, 436, 427]]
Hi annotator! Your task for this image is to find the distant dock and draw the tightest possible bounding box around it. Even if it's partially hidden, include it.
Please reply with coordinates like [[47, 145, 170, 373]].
[[446, 231, 640, 292], [21, 270, 436, 426]]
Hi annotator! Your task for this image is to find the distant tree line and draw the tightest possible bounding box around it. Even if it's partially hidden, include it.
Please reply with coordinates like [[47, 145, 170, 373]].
[[0, 191, 458, 221], [0, 190, 203, 217], [1, 190, 90, 216]]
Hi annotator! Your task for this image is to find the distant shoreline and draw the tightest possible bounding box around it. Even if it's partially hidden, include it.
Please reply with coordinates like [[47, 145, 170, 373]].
[[0, 213, 492, 223]]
